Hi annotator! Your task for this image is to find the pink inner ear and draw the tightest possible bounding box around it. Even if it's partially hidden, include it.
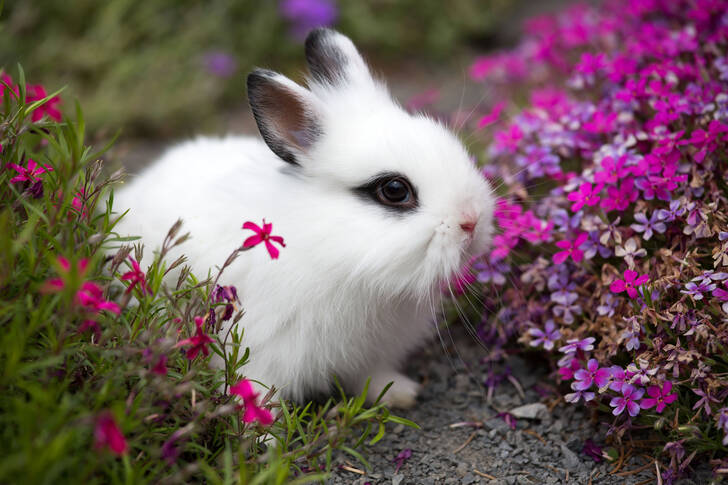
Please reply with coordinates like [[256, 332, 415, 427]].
[[263, 83, 318, 152]]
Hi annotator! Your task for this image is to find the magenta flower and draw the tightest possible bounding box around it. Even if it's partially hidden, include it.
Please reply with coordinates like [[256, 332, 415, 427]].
[[640, 381, 678, 413], [176, 316, 215, 360], [230, 379, 274, 426], [559, 336, 595, 354], [94, 412, 128, 455], [558, 356, 581, 381], [610, 385, 645, 417], [573, 358, 611, 390], [76, 282, 121, 315], [582, 439, 603, 462], [678, 120, 728, 163], [478, 101, 506, 128], [393, 448, 413, 473], [8, 158, 53, 184], [610, 269, 649, 298], [528, 319, 561, 350], [121, 257, 150, 295], [567, 182, 603, 212], [553, 232, 588, 264], [600, 179, 638, 212], [609, 365, 628, 392], [493, 123, 524, 153], [43, 256, 89, 292], [594, 155, 629, 184], [151, 355, 168, 376], [242, 219, 286, 259], [25, 84, 62, 122]]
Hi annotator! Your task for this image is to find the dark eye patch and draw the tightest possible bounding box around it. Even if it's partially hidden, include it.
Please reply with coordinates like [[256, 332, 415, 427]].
[[354, 172, 419, 212]]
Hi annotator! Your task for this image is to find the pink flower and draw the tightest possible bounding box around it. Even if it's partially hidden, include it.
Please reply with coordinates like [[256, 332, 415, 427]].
[[151, 355, 168, 376], [121, 257, 150, 295], [0, 72, 19, 99], [76, 282, 121, 314], [8, 158, 53, 183], [242, 219, 286, 259], [42, 256, 89, 292], [478, 101, 506, 128], [230, 379, 274, 426], [594, 156, 629, 185], [610, 269, 649, 299], [176, 316, 215, 360], [573, 358, 611, 390], [610, 385, 645, 417], [494, 123, 524, 153], [553, 232, 588, 264], [25, 84, 62, 122], [640, 381, 678, 413], [567, 182, 603, 212], [94, 412, 128, 455]]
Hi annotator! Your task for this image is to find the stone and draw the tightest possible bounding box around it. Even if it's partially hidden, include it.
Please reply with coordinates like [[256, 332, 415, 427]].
[[509, 403, 548, 420]]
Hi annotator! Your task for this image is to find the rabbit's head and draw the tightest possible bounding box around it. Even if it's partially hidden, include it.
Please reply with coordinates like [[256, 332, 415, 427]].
[[247, 28, 494, 297]]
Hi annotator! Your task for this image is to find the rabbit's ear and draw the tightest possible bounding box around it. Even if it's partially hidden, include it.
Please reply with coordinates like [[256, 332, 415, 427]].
[[305, 28, 373, 87], [247, 69, 322, 165]]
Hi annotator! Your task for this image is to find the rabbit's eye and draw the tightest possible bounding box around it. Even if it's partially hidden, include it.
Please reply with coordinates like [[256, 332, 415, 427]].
[[355, 173, 418, 211], [379, 178, 410, 203]]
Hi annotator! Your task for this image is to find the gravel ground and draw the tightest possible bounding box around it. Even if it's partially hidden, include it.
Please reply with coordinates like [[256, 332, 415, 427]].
[[327, 327, 711, 485]]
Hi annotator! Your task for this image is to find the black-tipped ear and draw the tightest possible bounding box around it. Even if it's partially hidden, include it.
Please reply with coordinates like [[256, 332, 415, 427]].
[[305, 28, 371, 87], [247, 69, 321, 165]]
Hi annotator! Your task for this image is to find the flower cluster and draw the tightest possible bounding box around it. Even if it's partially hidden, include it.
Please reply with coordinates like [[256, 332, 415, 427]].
[[468, 0, 728, 480]]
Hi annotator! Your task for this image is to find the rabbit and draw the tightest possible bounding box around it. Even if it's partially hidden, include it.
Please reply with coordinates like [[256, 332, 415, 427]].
[[113, 28, 494, 408]]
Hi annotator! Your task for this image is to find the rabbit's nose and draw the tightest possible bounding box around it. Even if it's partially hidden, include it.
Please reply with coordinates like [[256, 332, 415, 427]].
[[460, 220, 477, 234]]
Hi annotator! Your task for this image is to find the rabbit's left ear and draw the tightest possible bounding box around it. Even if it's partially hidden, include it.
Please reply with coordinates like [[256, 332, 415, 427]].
[[247, 69, 321, 165], [305, 28, 374, 88]]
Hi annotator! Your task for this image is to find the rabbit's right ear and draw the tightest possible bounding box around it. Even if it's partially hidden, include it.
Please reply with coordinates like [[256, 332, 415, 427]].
[[305, 28, 374, 88], [247, 69, 322, 165]]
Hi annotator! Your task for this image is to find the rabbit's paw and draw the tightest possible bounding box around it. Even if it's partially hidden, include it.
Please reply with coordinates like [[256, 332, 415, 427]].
[[367, 370, 421, 409]]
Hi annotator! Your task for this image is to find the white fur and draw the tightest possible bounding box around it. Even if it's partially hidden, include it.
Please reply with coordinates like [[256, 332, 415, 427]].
[[113, 30, 494, 407]]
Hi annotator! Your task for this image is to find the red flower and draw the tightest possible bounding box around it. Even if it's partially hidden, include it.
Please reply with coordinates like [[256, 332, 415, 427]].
[[640, 381, 678, 413], [8, 158, 53, 184], [230, 379, 274, 426], [567, 182, 603, 212], [242, 219, 286, 259], [151, 355, 168, 376], [94, 412, 128, 455], [76, 281, 121, 314], [25, 84, 61, 122], [176, 316, 214, 360], [610, 269, 649, 299], [42, 256, 89, 292], [121, 257, 150, 295], [553, 232, 588, 264]]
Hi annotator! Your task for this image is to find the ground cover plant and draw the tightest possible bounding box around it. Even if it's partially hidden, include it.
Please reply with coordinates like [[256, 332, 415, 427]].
[[459, 0, 728, 481], [0, 70, 416, 484]]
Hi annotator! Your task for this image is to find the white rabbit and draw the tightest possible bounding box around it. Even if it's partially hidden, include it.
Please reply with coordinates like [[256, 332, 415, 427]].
[[113, 28, 494, 408]]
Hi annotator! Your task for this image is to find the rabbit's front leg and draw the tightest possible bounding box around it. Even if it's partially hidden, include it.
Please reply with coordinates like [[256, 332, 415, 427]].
[[357, 367, 421, 409]]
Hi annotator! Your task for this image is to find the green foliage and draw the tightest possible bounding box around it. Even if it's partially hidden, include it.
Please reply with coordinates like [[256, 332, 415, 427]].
[[0, 68, 414, 484], [0, 0, 511, 137]]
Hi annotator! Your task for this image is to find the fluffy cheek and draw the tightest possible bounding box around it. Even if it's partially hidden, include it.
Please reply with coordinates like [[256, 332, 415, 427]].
[[424, 227, 466, 286]]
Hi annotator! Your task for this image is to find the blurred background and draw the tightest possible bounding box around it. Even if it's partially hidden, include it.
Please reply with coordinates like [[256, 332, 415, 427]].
[[0, 0, 569, 167]]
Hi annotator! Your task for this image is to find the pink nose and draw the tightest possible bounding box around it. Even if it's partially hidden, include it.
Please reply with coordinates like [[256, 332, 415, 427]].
[[460, 221, 477, 233]]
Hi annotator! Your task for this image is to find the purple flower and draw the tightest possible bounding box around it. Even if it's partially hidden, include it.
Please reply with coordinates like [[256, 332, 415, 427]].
[[608, 365, 628, 392], [717, 408, 728, 446], [202, 51, 237, 78], [393, 448, 412, 473], [610, 385, 645, 417], [596, 293, 618, 317], [565, 385, 596, 403], [528, 320, 561, 350], [692, 388, 720, 417], [559, 337, 595, 354], [573, 358, 611, 390], [680, 281, 714, 301], [657, 199, 685, 222], [582, 439, 603, 462], [551, 291, 582, 324], [280, 0, 338, 39], [640, 381, 678, 413], [473, 260, 508, 285], [630, 211, 666, 240], [620, 328, 641, 351]]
